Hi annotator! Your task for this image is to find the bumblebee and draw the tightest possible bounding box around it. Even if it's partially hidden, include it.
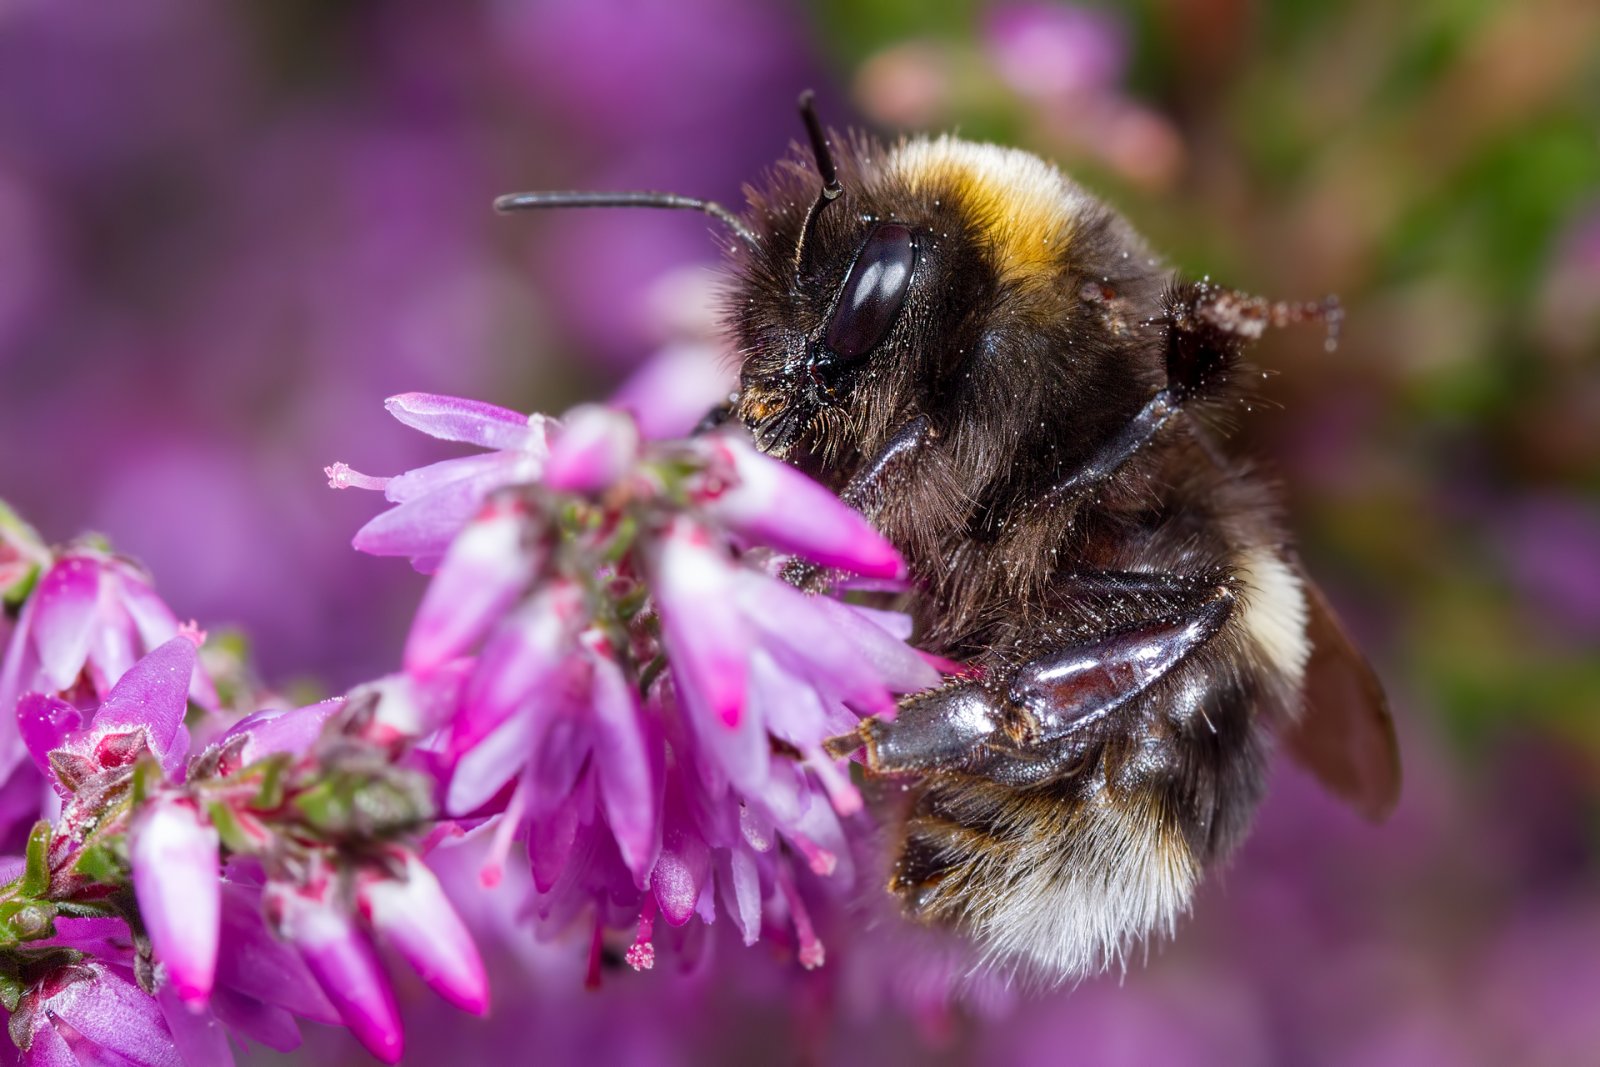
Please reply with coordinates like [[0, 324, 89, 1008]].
[[497, 94, 1400, 981]]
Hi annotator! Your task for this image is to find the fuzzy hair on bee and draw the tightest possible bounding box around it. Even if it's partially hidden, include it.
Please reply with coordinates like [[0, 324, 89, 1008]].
[[495, 95, 1400, 984]]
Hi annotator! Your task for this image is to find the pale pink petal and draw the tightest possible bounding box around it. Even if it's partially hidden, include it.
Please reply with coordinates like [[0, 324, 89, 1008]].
[[380, 452, 518, 506], [119, 573, 218, 711], [222, 701, 341, 763], [130, 796, 220, 1006], [696, 436, 905, 578], [30, 555, 101, 692], [445, 712, 534, 816], [717, 847, 763, 946], [542, 405, 641, 494], [582, 630, 660, 885], [611, 341, 737, 440], [351, 472, 503, 561], [384, 392, 546, 452], [651, 517, 747, 729], [448, 581, 585, 757], [405, 501, 538, 675], [734, 574, 895, 713], [357, 854, 489, 1016]]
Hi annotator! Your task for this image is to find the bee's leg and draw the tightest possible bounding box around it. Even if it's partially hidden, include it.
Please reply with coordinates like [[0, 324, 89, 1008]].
[[833, 414, 934, 516], [833, 572, 1236, 779], [1044, 282, 1338, 510], [691, 400, 735, 435], [784, 415, 934, 589]]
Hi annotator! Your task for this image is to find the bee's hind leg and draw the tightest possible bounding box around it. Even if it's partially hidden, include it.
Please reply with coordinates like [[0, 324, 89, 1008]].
[[831, 572, 1237, 785]]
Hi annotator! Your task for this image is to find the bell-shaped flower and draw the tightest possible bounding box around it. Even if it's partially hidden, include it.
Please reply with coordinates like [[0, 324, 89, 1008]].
[[688, 433, 904, 579], [265, 877, 403, 1064], [326, 392, 550, 570], [129, 795, 221, 1007], [10, 961, 182, 1067], [0, 548, 214, 784], [356, 851, 489, 1016]]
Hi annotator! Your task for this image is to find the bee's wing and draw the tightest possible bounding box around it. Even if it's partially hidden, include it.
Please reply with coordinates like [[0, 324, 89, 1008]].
[[1279, 571, 1401, 821]]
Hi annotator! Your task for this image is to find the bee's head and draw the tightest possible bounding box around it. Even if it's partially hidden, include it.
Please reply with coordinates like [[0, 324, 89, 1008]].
[[726, 98, 1169, 492]]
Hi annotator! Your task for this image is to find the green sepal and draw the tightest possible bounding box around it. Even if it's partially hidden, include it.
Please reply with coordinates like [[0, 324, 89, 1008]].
[[129, 758, 161, 809], [72, 841, 126, 885], [21, 823, 51, 898], [207, 802, 261, 856], [0, 971, 23, 1013], [248, 755, 291, 811]]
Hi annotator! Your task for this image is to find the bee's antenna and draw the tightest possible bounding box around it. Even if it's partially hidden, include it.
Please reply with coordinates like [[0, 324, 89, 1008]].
[[794, 89, 843, 281], [494, 189, 759, 251], [798, 90, 842, 202]]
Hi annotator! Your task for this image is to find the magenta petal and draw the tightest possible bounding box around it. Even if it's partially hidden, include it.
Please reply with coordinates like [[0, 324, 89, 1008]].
[[222, 701, 341, 763], [209, 988, 302, 1053], [48, 963, 182, 1067], [583, 631, 661, 885], [358, 854, 489, 1015], [652, 517, 748, 729], [405, 503, 538, 675], [542, 405, 641, 493], [17, 692, 82, 780], [271, 885, 403, 1064], [450, 581, 586, 757], [157, 985, 235, 1067], [384, 392, 546, 452], [119, 575, 218, 712], [699, 436, 905, 578], [130, 797, 220, 1006], [31, 555, 101, 692], [215, 884, 339, 1026], [652, 782, 711, 927], [20, 1020, 77, 1067], [91, 637, 197, 769]]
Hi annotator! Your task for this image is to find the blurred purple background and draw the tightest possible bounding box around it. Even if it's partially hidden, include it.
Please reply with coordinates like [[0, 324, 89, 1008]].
[[2, 1, 1598, 1064]]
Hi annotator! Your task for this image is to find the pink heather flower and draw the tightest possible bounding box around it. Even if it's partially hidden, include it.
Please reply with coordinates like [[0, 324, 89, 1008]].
[[340, 390, 944, 974], [326, 392, 551, 570], [687, 434, 905, 579], [983, 1, 1127, 102], [541, 404, 642, 493], [129, 795, 221, 1007], [356, 851, 489, 1015], [10, 961, 181, 1067], [404, 497, 542, 676], [0, 547, 215, 781], [266, 876, 404, 1064], [21, 633, 201, 790]]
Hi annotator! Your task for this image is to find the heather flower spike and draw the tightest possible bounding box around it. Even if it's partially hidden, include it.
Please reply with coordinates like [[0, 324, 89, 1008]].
[[331, 390, 946, 984]]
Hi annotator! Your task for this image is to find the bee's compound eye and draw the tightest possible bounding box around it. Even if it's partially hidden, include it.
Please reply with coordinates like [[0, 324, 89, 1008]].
[[825, 223, 917, 360]]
